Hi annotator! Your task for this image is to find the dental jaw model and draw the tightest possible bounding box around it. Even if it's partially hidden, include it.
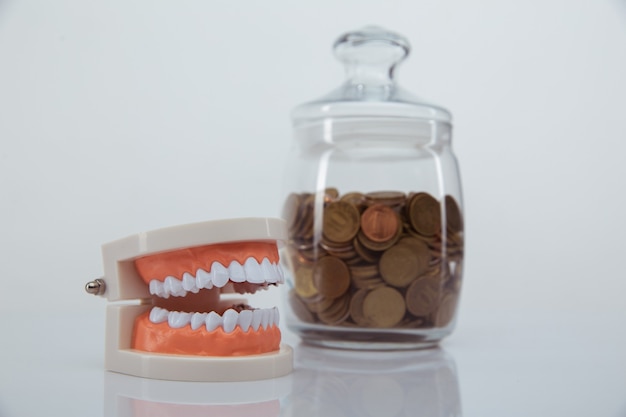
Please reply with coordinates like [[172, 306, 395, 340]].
[[88, 218, 293, 382]]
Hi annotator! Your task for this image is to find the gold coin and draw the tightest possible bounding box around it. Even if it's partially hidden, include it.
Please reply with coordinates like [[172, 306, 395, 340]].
[[406, 276, 442, 316], [444, 195, 463, 233], [294, 266, 318, 299], [362, 286, 406, 327], [379, 240, 429, 288], [313, 256, 351, 299], [408, 193, 441, 237], [360, 204, 400, 243], [323, 201, 361, 244]]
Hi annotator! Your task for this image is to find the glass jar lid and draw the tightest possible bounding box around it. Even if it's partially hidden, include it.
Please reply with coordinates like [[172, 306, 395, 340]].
[[292, 26, 452, 125]]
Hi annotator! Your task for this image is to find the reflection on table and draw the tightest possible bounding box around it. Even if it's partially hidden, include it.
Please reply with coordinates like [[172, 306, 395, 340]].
[[102, 345, 460, 417], [282, 344, 461, 417]]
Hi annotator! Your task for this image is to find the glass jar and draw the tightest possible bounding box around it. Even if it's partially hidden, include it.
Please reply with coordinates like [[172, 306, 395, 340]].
[[282, 26, 464, 349]]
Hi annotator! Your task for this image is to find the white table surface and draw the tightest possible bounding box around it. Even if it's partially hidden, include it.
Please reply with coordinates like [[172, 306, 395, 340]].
[[0, 308, 624, 417]]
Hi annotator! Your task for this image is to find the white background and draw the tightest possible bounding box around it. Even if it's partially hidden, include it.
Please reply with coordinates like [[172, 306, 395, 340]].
[[1, 1, 626, 416], [1, 0, 625, 316]]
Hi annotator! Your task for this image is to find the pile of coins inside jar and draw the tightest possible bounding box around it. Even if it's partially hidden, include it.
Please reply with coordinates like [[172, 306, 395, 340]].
[[283, 189, 464, 329]]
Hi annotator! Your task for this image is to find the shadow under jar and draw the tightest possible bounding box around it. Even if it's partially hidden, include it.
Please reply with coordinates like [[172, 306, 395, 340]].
[[282, 26, 464, 350]]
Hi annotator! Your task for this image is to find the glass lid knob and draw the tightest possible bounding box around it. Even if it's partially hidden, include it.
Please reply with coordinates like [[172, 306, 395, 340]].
[[333, 26, 411, 89]]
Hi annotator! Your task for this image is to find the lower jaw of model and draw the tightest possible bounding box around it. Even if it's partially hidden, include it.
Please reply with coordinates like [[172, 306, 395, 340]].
[[132, 241, 284, 357]]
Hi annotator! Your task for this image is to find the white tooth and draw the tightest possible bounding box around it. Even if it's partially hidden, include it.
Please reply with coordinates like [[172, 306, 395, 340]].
[[211, 262, 229, 288], [261, 308, 270, 330], [149, 306, 169, 323], [190, 312, 208, 330], [196, 268, 213, 289], [168, 311, 191, 328], [238, 310, 252, 332], [222, 309, 238, 333], [260, 258, 274, 283], [228, 261, 246, 283], [245, 258, 264, 283], [182, 272, 199, 293], [251, 309, 262, 331], [266, 270, 278, 284], [268, 308, 276, 327], [276, 263, 285, 284], [165, 276, 187, 297], [206, 311, 222, 332], [150, 279, 163, 297], [273, 307, 280, 327]]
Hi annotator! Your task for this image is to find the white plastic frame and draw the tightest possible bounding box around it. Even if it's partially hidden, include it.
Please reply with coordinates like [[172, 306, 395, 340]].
[[100, 217, 293, 382]]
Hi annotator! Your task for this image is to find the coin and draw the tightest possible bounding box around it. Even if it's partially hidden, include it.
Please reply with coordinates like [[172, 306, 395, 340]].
[[305, 296, 334, 314], [283, 189, 464, 331], [405, 276, 442, 317], [408, 193, 441, 237], [313, 256, 351, 299], [361, 204, 400, 243], [362, 287, 406, 327], [318, 293, 351, 325], [340, 192, 366, 206], [353, 236, 380, 263], [325, 187, 340, 201], [294, 266, 318, 299], [349, 288, 371, 326], [289, 291, 315, 323], [445, 195, 463, 233], [379, 239, 430, 288], [357, 229, 400, 252], [323, 201, 361, 244], [435, 293, 457, 327], [365, 191, 406, 207]]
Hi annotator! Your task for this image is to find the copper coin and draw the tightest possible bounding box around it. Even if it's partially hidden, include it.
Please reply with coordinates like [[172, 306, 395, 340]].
[[357, 229, 400, 252], [294, 266, 318, 299], [365, 191, 406, 207], [318, 293, 351, 325], [444, 195, 463, 233], [408, 193, 441, 237], [340, 192, 366, 207], [353, 236, 380, 263], [406, 276, 442, 316], [323, 201, 361, 244], [313, 256, 351, 299], [324, 187, 340, 201], [349, 288, 371, 326], [435, 293, 458, 327], [288, 291, 315, 323], [379, 240, 429, 288], [362, 286, 406, 328], [305, 296, 334, 314], [360, 204, 400, 243]]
